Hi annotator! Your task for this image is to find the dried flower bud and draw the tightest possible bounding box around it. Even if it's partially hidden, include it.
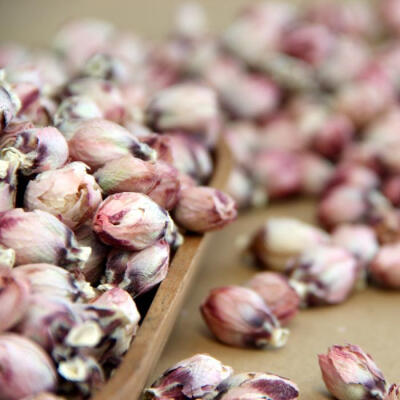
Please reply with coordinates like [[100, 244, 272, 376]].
[[383, 176, 400, 206], [0, 81, 20, 129], [211, 372, 299, 400], [0, 126, 69, 175], [201, 286, 289, 348], [93, 192, 172, 250], [369, 243, 400, 289], [0, 244, 15, 268], [0, 267, 30, 333], [174, 186, 237, 233], [94, 155, 159, 196], [385, 385, 400, 400], [13, 263, 95, 301], [68, 118, 156, 170], [249, 217, 329, 271], [54, 95, 103, 139], [145, 354, 233, 400], [74, 223, 108, 284], [25, 162, 102, 230], [0, 334, 57, 400], [0, 208, 91, 270], [245, 272, 300, 325], [103, 240, 169, 298], [298, 153, 334, 196], [252, 150, 301, 199], [289, 245, 358, 306], [319, 344, 386, 400], [174, 2, 208, 39], [66, 78, 125, 123]]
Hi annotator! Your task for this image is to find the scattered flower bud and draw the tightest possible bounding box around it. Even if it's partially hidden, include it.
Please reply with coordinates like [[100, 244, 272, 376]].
[[103, 240, 170, 298], [0, 244, 15, 268], [370, 243, 400, 289], [145, 354, 233, 400], [0, 267, 31, 333], [385, 384, 400, 400], [249, 217, 329, 271], [0, 334, 57, 400], [211, 372, 299, 400], [74, 223, 108, 284], [200, 286, 289, 348], [0, 208, 91, 270], [245, 272, 300, 325], [383, 176, 400, 206], [318, 344, 387, 400], [289, 245, 358, 306], [93, 192, 172, 250], [13, 263, 95, 301], [25, 162, 102, 230], [174, 186, 237, 233], [67, 118, 156, 170]]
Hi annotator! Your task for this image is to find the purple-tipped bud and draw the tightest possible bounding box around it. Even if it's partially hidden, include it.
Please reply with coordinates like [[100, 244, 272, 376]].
[[370, 243, 400, 289], [145, 354, 233, 400], [174, 186, 237, 233], [68, 118, 156, 170], [289, 245, 358, 306], [93, 192, 172, 250], [245, 272, 300, 325], [249, 217, 329, 271], [201, 286, 289, 348], [0, 334, 57, 400], [104, 240, 170, 298], [0, 208, 91, 270], [25, 162, 102, 230], [319, 344, 386, 400]]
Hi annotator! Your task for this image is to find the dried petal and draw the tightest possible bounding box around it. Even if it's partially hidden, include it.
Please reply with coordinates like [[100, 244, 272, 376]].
[[370, 243, 400, 289], [201, 286, 289, 348]]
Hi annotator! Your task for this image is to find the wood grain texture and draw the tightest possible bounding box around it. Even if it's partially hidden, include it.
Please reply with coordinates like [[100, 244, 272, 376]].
[[92, 138, 232, 400]]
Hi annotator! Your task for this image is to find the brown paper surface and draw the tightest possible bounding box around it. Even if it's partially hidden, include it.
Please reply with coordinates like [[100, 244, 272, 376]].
[[152, 199, 400, 398]]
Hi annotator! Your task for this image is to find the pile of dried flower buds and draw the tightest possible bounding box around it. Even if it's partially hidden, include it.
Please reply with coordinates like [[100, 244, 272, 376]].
[[0, 10, 238, 400]]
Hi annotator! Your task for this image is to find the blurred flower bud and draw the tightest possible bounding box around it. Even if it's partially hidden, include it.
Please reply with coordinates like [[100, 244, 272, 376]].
[[145, 354, 233, 400], [0, 43, 28, 68], [104, 240, 169, 298], [174, 186, 237, 233], [93, 192, 172, 250], [0, 208, 91, 270], [319, 344, 386, 400], [25, 162, 102, 230], [68, 118, 156, 170], [174, 2, 208, 39], [201, 286, 289, 348], [383, 176, 400, 206], [381, 0, 400, 36], [245, 272, 300, 325], [370, 243, 400, 289], [0, 334, 57, 400], [13, 263, 95, 301], [249, 217, 329, 271], [0, 244, 15, 268], [289, 245, 358, 306], [0, 267, 30, 333]]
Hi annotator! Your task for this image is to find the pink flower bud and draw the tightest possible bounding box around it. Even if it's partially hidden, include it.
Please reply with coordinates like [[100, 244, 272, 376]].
[[0, 334, 57, 400], [318, 344, 386, 400], [25, 162, 102, 230], [0, 267, 31, 333], [0, 126, 69, 175], [104, 240, 169, 298], [93, 192, 172, 250], [383, 176, 400, 206], [386, 385, 400, 400], [370, 243, 400, 289], [201, 286, 289, 348], [174, 186, 237, 233], [174, 2, 208, 39], [252, 150, 301, 199], [212, 372, 299, 400], [249, 217, 329, 271], [66, 78, 125, 123], [13, 263, 95, 301], [0, 208, 91, 270], [289, 245, 358, 306], [246, 272, 300, 325], [145, 354, 233, 400], [74, 223, 108, 284], [68, 118, 156, 170], [0, 244, 15, 268], [94, 155, 159, 196], [298, 153, 334, 196]]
